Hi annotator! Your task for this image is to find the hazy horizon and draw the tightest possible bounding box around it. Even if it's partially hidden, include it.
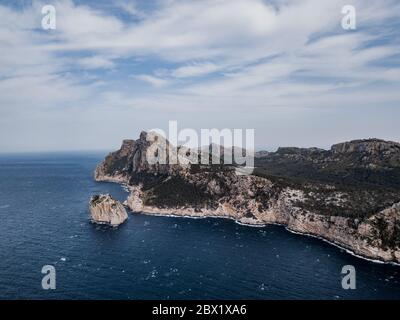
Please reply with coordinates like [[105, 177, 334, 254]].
[[1, 134, 398, 154]]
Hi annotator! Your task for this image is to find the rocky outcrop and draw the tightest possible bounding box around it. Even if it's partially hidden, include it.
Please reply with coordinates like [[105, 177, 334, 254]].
[[331, 139, 400, 156], [89, 194, 128, 226], [95, 131, 192, 183], [95, 139, 136, 183], [95, 132, 400, 263]]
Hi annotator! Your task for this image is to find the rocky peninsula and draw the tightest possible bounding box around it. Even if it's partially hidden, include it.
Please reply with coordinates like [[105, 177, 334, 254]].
[[95, 132, 400, 263]]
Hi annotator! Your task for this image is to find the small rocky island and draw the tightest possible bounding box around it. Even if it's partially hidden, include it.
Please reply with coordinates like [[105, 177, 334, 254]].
[[94, 132, 400, 263], [89, 194, 128, 226]]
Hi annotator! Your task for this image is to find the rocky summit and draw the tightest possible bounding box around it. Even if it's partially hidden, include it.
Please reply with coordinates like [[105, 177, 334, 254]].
[[95, 133, 400, 263], [89, 194, 128, 226]]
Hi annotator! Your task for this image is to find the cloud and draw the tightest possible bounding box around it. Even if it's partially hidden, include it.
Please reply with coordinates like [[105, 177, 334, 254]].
[[135, 74, 169, 87], [115, 0, 145, 18], [171, 62, 219, 78], [77, 56, 115, 69], [0, 0, 399, 151]]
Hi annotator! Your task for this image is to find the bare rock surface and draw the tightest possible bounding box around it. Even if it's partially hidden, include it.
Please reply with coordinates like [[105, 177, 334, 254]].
[[89, 194, 128, 226]]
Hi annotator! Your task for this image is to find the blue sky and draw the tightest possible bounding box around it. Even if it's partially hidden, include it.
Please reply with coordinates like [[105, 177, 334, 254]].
[[0, 0, 399, 152]]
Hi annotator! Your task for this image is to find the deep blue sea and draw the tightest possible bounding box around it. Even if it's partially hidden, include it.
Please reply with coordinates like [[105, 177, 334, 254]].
[[0, 153, 399, 300]]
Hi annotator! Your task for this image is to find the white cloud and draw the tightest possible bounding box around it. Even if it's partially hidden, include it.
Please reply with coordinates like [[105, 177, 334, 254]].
[[77, 56, 115, 69], [172, 62, 219, 78], [56, 0, 124, 39], [135, 74, 169, 87], [0, 0, 399, 151], [115, 0, 144, 18]]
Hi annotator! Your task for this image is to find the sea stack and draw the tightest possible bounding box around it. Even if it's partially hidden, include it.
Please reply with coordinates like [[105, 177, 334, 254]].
[[89, 194, 128, 226]]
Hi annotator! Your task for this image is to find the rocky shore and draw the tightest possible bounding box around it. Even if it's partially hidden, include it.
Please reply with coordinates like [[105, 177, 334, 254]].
[[95, 132, 400, 263]]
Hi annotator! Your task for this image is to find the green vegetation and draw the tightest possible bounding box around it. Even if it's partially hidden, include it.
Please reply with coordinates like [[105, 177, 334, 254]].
[[141, 174, 214, 208]]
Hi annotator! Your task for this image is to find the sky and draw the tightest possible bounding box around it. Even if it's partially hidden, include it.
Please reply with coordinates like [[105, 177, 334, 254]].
[[0, 0, 399, 152]]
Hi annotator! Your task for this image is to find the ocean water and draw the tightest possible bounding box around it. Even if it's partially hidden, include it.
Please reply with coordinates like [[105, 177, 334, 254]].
[[0, 153, 399, 300]]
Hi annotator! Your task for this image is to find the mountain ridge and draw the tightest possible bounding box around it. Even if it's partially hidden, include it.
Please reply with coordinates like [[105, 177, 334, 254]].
[[94, 132, 400, 263]]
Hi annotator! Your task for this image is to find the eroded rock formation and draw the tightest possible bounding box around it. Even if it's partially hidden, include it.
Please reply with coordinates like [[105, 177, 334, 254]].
[[95, 133, 400, 263]]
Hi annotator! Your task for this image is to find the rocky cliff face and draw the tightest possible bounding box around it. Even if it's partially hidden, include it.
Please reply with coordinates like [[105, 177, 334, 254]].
[[95, 133, 400, 263], [331, 139, 400, 157], [89, 194, 128, 226], [95, 131, 191, 183]]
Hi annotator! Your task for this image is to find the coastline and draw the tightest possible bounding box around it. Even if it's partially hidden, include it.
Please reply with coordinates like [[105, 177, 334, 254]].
[[134, 208, 400, 266], [95, 176, 400, 266]]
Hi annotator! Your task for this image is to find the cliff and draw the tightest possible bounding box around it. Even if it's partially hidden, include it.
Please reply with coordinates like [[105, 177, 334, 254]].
[[89, 194, 128, 226], [95, 133, 400, 263]]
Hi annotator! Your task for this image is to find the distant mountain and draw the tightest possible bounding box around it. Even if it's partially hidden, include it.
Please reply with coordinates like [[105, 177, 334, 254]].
[[95, 133, 400, 263], [254, 139, 400, 189]]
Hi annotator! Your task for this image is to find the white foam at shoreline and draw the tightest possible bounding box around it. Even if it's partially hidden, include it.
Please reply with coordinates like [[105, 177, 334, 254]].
[[102, 180, 400, 266], [137, 210, 400, 267]]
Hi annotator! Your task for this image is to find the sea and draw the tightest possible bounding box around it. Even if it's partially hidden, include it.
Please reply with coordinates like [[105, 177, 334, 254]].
[[0, 153, 399, 300]]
